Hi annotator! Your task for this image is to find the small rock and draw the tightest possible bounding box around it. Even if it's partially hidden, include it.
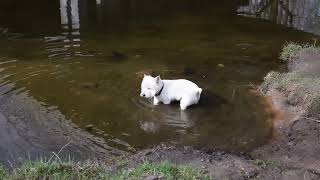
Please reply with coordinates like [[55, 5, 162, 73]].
[[80, 82, 99, 89], [206, 159, 212, 163], [182, 150, 188, 154], [144, 175, 158, 180], [183, 67, 195, 75], [84, 124, 94, 131], [111, 51, 128, 60], [144, 150, 152, 156], [217, 64, 225, 68], [200, 158, 204, 162], [135, 54, 142, 58], [96, 131, 103, 135], [202, 170, 209, 174], [287, 142, 294, 146]]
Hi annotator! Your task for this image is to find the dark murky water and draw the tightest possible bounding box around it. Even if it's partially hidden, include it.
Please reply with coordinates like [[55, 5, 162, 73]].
[[0, 0, 318, 160]]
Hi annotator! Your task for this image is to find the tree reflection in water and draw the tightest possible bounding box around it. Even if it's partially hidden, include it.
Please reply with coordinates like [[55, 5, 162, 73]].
[[238, 0, 320, 35]]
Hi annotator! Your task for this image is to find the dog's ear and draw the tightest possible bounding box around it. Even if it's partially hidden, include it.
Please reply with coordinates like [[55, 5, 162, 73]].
[[155, 76, 161, 84]]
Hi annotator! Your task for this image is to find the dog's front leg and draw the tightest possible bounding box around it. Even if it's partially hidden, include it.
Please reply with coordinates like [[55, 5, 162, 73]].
[[153, 97, 160, 105]]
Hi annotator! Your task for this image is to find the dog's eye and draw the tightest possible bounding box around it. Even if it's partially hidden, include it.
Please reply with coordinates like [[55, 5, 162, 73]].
[[147, 88, 151, 90]]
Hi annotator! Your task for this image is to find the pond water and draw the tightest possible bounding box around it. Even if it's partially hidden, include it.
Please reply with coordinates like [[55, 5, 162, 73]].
[[0, 0, 318, 159]]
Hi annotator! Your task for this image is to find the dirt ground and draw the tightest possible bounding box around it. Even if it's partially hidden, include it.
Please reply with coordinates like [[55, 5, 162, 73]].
[[112, 52, 320, 179]]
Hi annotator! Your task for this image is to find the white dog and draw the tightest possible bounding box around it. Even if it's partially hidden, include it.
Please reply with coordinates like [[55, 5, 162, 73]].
[[140, 75, 202, 110]]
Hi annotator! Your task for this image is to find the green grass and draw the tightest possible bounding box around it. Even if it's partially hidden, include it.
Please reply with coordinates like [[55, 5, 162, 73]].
[[113, 161, 209, 180], [0, 160, 209, 180], [1, 159, 107, 180], [280, 42, 320, 61], [0, 165, 7, 180]]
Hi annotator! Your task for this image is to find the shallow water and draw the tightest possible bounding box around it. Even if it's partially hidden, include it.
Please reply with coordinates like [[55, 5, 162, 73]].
[[0, 0, 318, 158]]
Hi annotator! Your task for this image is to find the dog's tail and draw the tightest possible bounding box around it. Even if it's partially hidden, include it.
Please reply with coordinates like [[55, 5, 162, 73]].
[[197, 88, 202, 98]]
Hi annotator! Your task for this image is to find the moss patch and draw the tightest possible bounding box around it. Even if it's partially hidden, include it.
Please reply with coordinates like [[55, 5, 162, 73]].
[[252, 159, 280, 169]]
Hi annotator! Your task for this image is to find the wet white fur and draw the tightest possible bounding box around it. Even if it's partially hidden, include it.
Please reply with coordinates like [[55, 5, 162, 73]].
[[140, 75, 202, 110]]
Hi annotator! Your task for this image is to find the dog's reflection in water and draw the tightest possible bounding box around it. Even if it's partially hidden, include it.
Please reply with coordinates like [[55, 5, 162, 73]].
[[138, 91, 228, 134], [140, 107, 193, 134], [140, 121, 158, 134]]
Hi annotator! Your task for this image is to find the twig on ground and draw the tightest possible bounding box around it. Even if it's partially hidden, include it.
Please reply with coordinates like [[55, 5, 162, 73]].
[[300, 117, 320, 123], [48, 141, 71, 163], [291, 117, 320, 130], [52, 152, 63, 164], [7, 160, 13, 169], [56, 141, 71, 155], [235, 82, 256, 89]]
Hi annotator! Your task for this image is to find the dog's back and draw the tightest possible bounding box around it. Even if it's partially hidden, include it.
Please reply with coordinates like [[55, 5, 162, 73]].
[[163, 79, 202, 101]]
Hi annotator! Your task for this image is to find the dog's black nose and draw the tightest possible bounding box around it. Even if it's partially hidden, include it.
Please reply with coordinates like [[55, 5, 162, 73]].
[[142, 94, 145, 97]]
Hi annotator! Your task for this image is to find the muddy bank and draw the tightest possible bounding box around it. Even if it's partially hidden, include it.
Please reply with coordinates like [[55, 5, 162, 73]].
[[111, 44, 320, 179], [112, 144, 319, 180], [252, 44, 320, 175]]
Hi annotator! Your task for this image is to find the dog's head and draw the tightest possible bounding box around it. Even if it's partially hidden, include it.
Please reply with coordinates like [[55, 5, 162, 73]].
[[140, 74, 162, 98]]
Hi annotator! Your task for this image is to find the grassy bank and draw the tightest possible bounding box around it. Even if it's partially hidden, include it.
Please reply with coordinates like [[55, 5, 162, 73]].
[[280, 42, 320, 61], [0, 159, 208, 180], [261, 42, 320, 117]]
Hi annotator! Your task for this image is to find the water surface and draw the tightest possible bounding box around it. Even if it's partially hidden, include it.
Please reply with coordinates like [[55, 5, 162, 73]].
[[0, 0, 318, 159]]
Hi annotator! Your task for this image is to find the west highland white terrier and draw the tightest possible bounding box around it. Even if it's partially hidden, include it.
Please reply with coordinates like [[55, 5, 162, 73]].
[[140, 75, 202, 110]]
